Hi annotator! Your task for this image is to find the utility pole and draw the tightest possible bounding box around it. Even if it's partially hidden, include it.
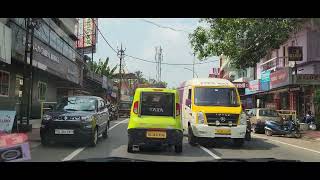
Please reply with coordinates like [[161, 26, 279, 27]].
[[22, 18, 40, 128], [117, 44, 126, 103], [192, 53, 195, 78], [159, 46, 162, 82]]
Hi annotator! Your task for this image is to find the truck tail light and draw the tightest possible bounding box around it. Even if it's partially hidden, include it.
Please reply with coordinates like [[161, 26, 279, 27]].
[[133, 101, 139, 114], [176, 103, 180, 116]]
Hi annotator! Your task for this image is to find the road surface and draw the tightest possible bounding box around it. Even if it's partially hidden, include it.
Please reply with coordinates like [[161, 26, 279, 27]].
[[28, 118, 320, 162]]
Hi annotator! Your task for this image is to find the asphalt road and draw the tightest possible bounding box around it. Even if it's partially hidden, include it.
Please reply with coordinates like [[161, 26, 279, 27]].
[[28, 118, 320, 162]]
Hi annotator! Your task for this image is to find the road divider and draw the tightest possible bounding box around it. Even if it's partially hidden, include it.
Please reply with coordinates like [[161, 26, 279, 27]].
[[61, 118, 129, 162]]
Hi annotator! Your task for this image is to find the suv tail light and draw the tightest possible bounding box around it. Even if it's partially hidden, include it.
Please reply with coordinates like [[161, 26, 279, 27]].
[[176, 103, 180, 116], [133, 101, 139, 114]]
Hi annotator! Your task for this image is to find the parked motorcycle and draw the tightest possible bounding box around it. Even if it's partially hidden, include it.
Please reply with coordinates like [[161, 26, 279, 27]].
[[264, 119, 301, 138]]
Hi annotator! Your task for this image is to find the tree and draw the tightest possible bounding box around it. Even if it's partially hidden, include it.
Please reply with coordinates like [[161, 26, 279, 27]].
[[189, 18, 305, 69], [89, 58, 118, 79], [134, 71, 148, 84]]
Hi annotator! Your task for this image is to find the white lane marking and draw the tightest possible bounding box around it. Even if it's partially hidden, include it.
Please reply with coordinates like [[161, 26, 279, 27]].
[[199, 145, 221, 159], [253, 134, 320, 155], [61, 118, 128, 161], [109, 119, 128, 130], [62, 147, 85, 161]]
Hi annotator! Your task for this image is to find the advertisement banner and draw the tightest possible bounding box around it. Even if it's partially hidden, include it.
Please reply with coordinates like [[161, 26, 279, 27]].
[[0, 111, 16, 133], [270, 68, 292, 89]]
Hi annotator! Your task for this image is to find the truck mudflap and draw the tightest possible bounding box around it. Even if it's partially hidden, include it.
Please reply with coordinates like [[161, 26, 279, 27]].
[[191, 124, 246, 139]]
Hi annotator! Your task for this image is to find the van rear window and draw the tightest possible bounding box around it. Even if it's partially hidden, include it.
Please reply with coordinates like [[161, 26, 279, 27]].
[[141, 92, 174, 116]]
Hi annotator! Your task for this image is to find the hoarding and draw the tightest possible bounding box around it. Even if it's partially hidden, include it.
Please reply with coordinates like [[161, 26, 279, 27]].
[[76, 18, 98, 54]]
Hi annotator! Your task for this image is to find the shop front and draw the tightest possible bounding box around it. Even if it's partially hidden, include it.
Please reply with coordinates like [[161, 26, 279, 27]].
[[244, 79, 261, 109], [293, 74, 320, 117]]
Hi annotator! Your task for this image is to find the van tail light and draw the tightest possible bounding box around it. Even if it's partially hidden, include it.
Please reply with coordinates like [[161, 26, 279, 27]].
[[133, 101, 139, 114], [176, 103, 180, 116]]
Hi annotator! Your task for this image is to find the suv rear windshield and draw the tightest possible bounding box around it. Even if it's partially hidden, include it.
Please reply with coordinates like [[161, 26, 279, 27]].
[[141, 92, 174, 116]]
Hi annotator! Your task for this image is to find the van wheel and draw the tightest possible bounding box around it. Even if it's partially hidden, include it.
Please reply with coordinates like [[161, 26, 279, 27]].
[[188, 126, 197, 146], [175, 143, 183, 153]]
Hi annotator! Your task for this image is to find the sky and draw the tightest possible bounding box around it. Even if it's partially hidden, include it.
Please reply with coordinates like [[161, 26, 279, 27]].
[[93, 18, 219, 88]]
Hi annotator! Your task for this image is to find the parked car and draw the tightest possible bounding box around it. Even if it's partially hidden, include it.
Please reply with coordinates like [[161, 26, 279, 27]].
[[40, 96, 110, 147], [247, 108, 282, 134], [119, 101, 132, 118]]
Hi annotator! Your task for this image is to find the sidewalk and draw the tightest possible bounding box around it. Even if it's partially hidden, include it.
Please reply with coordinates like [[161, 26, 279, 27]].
[[301, 130, 320, 141], [26, 119, 42, 149]]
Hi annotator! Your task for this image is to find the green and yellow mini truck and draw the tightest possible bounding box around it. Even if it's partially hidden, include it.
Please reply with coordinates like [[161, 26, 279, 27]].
[[127, 88, 183, 153]]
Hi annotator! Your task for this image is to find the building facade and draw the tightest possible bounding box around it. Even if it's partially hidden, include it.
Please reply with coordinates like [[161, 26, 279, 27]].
[[0, 18, 111, 121]]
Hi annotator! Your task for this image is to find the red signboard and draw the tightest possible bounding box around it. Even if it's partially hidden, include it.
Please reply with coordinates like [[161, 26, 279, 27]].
[[270, 68, 291, 89]]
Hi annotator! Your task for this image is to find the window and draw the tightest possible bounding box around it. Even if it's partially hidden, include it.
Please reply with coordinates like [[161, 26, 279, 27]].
[[141, 92, 174, 116], [38, 81, 47, 101], [188, 89, 192, 100], [0, 70, 10, 96]]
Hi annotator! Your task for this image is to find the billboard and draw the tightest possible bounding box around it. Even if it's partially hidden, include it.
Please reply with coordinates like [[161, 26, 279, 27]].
[[270, 67, 292, 89], [76, 18, 98, 54]]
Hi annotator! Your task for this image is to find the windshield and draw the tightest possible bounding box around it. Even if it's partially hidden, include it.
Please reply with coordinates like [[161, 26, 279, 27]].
[[55, 97, 97, 112], [5, 18, 313, 163], [259, 109, 279, 117], [194, 87, 240, 106]]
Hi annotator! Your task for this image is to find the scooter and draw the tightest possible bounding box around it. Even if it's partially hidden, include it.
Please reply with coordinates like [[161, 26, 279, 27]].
[[264, 119, 301, 138]]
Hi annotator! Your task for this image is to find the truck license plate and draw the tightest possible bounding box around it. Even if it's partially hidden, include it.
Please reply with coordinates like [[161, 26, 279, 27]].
[[215, 129, 231, 135]]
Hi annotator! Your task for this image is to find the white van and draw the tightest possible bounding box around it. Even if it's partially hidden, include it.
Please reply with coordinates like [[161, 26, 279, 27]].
[[178, 78, 247, 147]]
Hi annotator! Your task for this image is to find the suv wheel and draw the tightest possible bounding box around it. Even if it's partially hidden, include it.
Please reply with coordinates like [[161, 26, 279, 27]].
[[102, 123, 109, 139], [90, 128, 98, 147], [41, 137, 49, 146]]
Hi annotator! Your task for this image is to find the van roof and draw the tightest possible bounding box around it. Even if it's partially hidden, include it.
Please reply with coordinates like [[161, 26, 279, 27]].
[[135, 88, 177, 94], [183, 78, 235, 87]]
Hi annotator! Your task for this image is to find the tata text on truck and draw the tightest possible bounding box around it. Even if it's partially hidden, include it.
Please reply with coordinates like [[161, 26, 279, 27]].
[[178, 78, 246, 147]]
